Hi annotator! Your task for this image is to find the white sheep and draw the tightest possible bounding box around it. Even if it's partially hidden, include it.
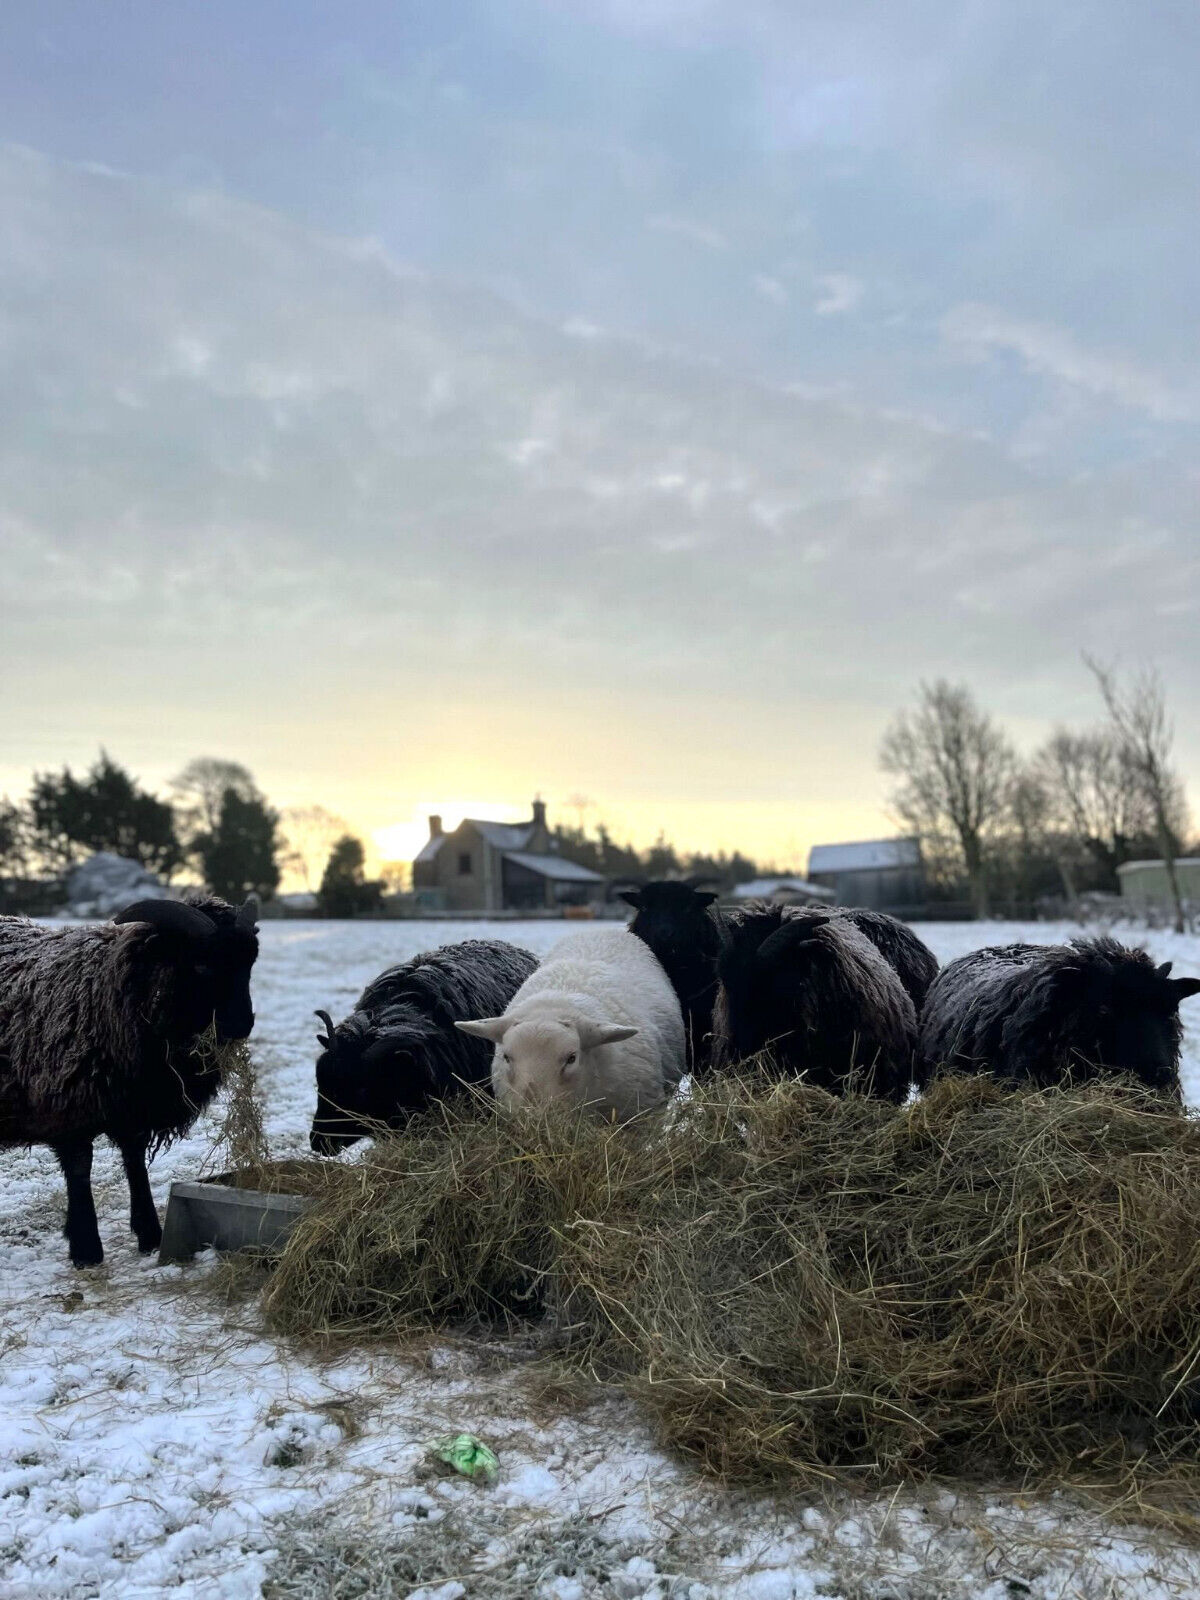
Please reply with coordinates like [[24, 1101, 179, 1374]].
[[455, 928, 685, 1120]]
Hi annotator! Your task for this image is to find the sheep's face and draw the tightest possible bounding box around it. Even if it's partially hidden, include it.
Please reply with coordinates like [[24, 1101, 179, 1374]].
[[622, 883, 719, 967], [717, 914, 827, 1057], [173, 929, 258, 1044], [1067, 962, 1200, 1092], [491, 1018, 590, 1110], [458, 1014, 639, 1114], [310, 1029, 435, 1153]]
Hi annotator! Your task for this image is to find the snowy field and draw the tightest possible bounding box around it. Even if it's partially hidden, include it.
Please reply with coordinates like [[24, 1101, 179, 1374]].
[[3, 918, 1200, 1600]]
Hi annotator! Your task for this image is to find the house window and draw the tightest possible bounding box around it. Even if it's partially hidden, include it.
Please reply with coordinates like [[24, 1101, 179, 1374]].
[[458, 852, 472, 875]]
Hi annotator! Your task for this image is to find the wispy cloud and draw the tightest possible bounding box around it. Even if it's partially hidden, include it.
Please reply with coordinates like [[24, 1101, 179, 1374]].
[[813, 273, 863, 316], [752, 272, 788, 306], [646, 212, 729, 251], [941, 303, 1200, 423]]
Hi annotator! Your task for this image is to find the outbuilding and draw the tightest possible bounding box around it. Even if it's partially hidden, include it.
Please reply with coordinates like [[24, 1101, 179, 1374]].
[[806, 837, 925, 912]]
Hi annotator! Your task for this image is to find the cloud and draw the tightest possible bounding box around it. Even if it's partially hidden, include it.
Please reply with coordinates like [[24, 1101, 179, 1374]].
[[813, 272, 863, 316], [941, 303, 1200, 423], [646, 212, 729, 251], [751, 272, 788, 306]]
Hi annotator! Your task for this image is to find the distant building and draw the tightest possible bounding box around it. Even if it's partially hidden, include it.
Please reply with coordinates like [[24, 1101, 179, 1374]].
[[412, 799, 606, 913], [1117, 858, 1200, 914], [806, 837, 925, 912], [730, 876, 834, 906]]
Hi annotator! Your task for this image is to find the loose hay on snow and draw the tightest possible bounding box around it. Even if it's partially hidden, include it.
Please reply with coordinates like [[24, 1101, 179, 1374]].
[[260, 1073, 1200, 1506]]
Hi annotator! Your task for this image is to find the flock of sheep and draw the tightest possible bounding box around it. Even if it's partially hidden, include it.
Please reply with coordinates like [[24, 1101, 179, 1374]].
[[1, 887, 1198, 1268]]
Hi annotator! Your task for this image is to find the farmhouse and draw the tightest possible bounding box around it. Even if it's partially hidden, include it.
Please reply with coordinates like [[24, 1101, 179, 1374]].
[[807, 837, 925, 913], [412, 799, 606, 913]]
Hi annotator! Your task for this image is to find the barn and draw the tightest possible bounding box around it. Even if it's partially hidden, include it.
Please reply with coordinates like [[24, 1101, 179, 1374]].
[[806, 837, 925, 913]]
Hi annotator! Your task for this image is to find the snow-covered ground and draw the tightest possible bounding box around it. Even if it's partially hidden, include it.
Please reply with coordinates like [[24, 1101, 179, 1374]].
[[3, 919, 1200, 1599]]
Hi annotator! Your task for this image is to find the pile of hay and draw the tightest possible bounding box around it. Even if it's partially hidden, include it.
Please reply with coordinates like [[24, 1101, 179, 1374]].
[[262, 1074, 1200, 1502]]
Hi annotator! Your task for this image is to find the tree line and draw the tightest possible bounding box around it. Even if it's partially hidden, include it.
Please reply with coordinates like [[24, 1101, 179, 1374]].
[[880, 659, 1193, 929], [0, 755, 763, 914], [0, 755, 382, 916]]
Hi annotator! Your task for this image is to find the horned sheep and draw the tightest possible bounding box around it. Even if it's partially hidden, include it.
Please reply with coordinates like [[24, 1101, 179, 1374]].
[[918, 936, 1200, 1097], [310, 938, 539, 1152], [456, 928, 686, 1120], [0, 896, 260, 1267], [712, 905, 917, 1101]]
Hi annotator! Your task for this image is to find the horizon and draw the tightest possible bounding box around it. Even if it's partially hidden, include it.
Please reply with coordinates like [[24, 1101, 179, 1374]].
[[3, 3, 1198, 866]]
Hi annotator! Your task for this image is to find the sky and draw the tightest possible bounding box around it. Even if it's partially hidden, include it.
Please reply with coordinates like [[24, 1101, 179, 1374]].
[[1, 0, 1198, 869]]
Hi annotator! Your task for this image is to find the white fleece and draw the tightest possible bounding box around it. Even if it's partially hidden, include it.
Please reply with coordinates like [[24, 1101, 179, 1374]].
[[489, 928, 685, 1119]]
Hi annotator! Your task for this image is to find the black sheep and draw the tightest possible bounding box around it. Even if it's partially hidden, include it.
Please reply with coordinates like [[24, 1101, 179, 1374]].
[[832, 907, 938, 1010], [621, 882, 723, 1074], [711, 905, 917, 1101], [918, 936, 1200, 1097], [624, 885, 937, 1073], [310, 938, 539, 1152], [0, 896, 259, 1267]]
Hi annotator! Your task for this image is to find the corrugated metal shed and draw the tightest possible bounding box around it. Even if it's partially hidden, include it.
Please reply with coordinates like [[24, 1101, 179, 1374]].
[[808, 838, 922, 874]]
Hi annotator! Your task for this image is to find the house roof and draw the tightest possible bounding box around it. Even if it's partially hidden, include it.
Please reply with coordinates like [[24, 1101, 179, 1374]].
[[808, 838, 922, 874], [730, 876, 835, 901], [473, 820, 536, 851], [504, 851, 605, 883], [414, 817, 536, 865]]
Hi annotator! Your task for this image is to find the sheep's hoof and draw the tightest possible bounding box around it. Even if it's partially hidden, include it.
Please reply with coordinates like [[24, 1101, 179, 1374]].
[[134, 1218, 163, 1254], [69, 1238, 104, 1269]]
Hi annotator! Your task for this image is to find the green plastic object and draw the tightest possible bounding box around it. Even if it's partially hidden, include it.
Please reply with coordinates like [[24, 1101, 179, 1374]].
[[432, 1433, 499, 1484]]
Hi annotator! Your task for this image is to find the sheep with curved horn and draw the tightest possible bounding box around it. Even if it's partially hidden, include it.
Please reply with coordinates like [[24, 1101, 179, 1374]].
[[918, 937, 1200, 1096], [0, 893, 260, 1266], [310, 939, 539, 1152]]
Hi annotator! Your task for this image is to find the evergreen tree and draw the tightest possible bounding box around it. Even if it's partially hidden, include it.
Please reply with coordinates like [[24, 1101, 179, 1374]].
[[196, 787, 281, 903], [317, 835, 383, 918], [28, 752, 183, 876]]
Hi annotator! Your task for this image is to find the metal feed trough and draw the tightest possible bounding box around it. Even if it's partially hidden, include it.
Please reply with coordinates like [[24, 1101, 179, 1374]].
[[158, 1173, 309, 1264]]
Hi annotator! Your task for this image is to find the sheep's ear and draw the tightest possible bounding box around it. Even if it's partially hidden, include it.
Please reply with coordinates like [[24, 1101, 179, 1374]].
[[1158, 961, 1174, 977], [578, 1021, 639, 1049], [1171, 977, 1200, 1003], [695, 891, 719, 906], [455, 1016, 512, 1043], [618, 890, 642, 908]]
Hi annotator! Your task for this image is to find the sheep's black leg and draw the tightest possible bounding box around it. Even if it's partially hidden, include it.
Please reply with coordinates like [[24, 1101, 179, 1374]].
[[53, 1138, 103, 1268], [118, 1138, 161, 1254]]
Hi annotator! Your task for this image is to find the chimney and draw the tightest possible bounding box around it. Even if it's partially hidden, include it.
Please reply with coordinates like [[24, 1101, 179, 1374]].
[[428, 814, 443, 838], [531, 797, 547, 829]]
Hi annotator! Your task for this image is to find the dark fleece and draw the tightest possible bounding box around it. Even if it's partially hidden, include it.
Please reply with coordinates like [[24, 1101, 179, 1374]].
[[917, 936, 1198, 1097], [711, 905, 917, 1101], [312, 938, 539, 1146], [0, 896, 257, 1150]]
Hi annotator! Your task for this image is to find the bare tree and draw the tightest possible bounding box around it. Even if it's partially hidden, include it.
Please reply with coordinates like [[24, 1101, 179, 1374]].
[[1034, 728, 1154, 887], [1086, 658, 1190, 931], [278, 805, 351, 892], [880, 681, 1015, 917], [170, 758, 259, 847]]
